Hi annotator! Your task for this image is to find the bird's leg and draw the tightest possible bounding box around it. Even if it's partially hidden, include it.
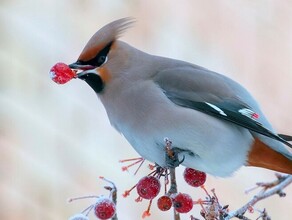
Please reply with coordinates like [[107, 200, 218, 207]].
[[164, 138, 192, 168], [164, 138, 181, 168]]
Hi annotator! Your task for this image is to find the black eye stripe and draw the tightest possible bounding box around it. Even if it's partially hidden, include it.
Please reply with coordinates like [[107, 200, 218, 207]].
[[81, 41, 113, 67]]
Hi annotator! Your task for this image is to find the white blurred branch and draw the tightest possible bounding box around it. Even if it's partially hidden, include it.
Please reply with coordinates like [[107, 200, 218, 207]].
[[226, 174, 292, 220]]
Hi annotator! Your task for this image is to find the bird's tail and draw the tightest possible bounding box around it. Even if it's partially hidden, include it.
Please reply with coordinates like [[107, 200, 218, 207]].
[[247, 138, 292, 174]]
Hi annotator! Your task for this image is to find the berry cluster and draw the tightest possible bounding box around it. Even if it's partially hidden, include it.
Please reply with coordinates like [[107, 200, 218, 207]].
[[121, 156, 207, 218], [68, 166, 230, 220], [67, 139, 228, 219]]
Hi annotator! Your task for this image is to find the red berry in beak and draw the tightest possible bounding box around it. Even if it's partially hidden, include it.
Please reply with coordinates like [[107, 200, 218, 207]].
[[50, 62, 76, 84]]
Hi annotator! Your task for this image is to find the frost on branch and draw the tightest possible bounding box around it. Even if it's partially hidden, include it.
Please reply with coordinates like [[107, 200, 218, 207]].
[[226, 174, 292, 220]]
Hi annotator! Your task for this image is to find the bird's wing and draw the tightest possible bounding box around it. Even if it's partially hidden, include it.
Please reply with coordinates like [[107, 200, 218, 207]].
[[153, 64, 292, 148]]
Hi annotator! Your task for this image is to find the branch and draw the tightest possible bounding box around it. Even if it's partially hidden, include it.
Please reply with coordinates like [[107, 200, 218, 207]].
[[226, 174, 292, 219], [100, 177, 118, 220], [169, 167, 180, 220], [165, 138, 181, 220]]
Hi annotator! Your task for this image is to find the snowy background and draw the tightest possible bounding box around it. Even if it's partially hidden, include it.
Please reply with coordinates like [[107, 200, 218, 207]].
[[1, 1, 292, 219]]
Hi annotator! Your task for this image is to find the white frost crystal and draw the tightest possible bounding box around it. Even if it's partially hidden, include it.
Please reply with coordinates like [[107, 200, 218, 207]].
[[68, 213, 89, 220]]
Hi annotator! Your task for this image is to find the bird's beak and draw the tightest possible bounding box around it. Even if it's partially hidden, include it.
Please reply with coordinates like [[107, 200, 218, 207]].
[[69, 61, 104, 93], [68, 62, 97, 78], [68, 62, 96, 71]]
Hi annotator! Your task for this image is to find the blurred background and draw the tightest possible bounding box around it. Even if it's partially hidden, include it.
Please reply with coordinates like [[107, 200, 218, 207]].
[[1, 0, 292, 219]]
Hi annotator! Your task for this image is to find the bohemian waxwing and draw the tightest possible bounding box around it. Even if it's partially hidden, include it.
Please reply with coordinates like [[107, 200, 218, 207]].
[[69, 18, 292, 177]]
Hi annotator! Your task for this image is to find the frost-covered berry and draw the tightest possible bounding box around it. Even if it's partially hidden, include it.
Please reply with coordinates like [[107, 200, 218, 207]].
[[157, 195, 172, 211], [68, 213, 89, 220], [172, 193, 193, 213], [183, 168, 206, 187], [50, 62, 76, 84], [136, 176, 161, 200], [94, 197, 116, 220]]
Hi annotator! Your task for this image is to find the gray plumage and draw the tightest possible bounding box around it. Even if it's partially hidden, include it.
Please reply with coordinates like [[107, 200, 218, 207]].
[[69, 18, 292, 176]]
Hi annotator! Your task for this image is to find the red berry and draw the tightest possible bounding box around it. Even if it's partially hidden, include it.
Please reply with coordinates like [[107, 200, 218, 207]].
[[50, 62, 76, 84], [136, 176, 161, 200], [94, 197, 116, 220], [157, 195, 172, 211], [172, 193, 193, 213], [183, 168, 206, 187]]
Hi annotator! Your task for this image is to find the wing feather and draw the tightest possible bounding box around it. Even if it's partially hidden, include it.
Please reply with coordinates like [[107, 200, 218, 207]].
[[154, 65, 292, 148]]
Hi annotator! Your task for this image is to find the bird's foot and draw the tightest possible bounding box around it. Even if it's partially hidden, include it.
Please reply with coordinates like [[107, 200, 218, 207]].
[[164, 138, 192, 168]]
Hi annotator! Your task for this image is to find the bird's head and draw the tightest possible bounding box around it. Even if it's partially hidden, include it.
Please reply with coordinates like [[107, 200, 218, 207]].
[[69, 18, 135, 93]]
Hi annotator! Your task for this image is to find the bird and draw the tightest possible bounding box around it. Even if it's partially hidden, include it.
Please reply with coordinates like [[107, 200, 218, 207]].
[[69, 18, 292, 177]]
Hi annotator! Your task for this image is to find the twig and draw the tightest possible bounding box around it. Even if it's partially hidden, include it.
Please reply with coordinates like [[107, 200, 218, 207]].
[[168, 167, 178, 194], [99, 177, 118, 220], [164, 138, 181, 220], [225, 175, 292, 219], [255, 208, 271, 220], [169, 167, 180, 220]]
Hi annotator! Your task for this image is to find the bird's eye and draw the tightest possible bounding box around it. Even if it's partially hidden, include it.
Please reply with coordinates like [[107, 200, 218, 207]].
[[98, 55, 107, 66], [78, 41, 112, 68]]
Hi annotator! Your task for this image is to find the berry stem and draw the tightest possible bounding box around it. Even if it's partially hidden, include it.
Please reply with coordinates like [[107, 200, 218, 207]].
[[147, 169, 157, 177], [211, 188, 219, 204], [197, 199, 207, 215], [119, 157, 143, 163], [121, 158, 145, 172], [200, 185, 211, 200], [134, 159, 145, 175], [67, 195, 99, 203], [123, 184, 138, 197], [81, 204, 94, 216], [142, 199, 153, 218]]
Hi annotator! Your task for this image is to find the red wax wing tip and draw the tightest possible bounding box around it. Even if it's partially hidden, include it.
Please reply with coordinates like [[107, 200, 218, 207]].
[[252, 113, 259, 119], [49, 62, 76, 84]]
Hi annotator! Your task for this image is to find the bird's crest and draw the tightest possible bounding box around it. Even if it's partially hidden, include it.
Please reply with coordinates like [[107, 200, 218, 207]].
[[78, 17, 135, 62]]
